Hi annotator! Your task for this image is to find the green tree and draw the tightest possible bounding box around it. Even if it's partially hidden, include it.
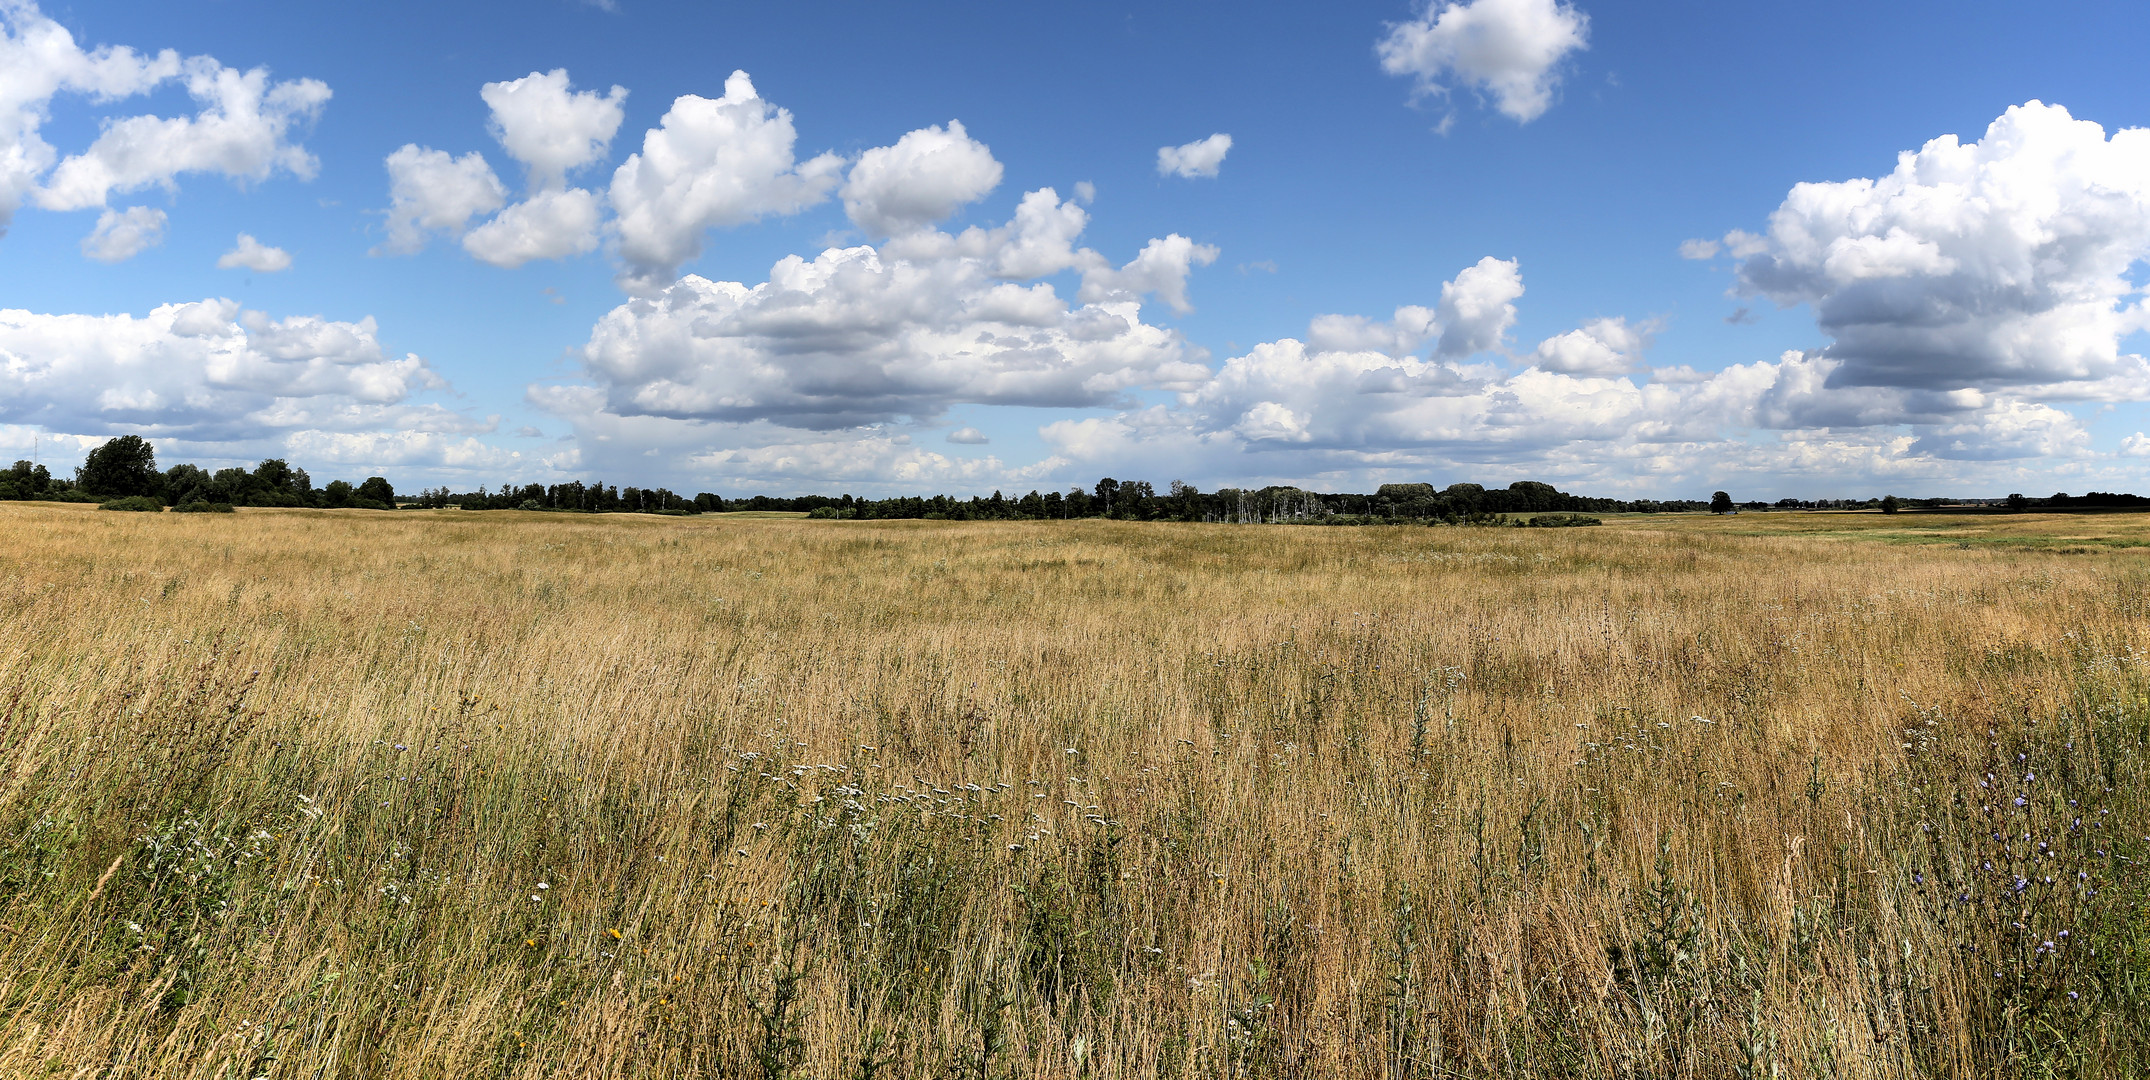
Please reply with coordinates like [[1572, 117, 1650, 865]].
[[1093, 477, 1120, 515], [2006, 492, 2028, 511], [163, 463, 210, 505], [5, 460, 52, 498], [1709, 491, 1733, 514], [251, 459, 312, 506], [1880, 495, 1901, 514], [357, 476, 396, 507], [76, 436, 160, 498], [321, 480, 356, 507]]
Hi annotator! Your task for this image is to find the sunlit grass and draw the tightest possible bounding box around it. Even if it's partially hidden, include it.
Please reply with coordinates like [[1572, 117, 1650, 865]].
[[0, 502, 2144, 1077]]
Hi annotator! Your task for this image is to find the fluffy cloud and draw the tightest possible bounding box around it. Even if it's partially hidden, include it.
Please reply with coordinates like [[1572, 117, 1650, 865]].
[[0, 298, 471, 444], [480, 69, 627, 190], [1735, 101, 2150, 400], [218, 232, 291, 272], [608, 71, 844, 292], [547, 187, 1214, 433], [1532, 316, 1651, 375], [946, 426, 988, 444], [462, 187, 603, 268], [378, 69, 618, 267], [0, 3, 325, 231], [377, 146, 507, 254], [1377, 0, 1588, 123], [1078, 234, 1220, 315], [1012, 250, 2118, 496], [841, 120, 1003, 238], [1157, 134, 1231, 179], [1434, 255, 1522, 356], [80, 205, 165, 262], [1306, 305, 1437, 356], [34, 59, 329, 213]]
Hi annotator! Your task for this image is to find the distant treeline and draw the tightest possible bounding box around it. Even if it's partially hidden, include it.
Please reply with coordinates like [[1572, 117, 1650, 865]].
[[4, 435, 2147, 523]]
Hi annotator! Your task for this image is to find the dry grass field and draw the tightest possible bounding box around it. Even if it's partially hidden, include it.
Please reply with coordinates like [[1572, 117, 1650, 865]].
[[0, 503, 2145, 1078]]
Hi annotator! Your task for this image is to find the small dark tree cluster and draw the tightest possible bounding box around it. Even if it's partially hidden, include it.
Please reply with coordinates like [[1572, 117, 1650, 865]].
[[0, 438, 397, 512]]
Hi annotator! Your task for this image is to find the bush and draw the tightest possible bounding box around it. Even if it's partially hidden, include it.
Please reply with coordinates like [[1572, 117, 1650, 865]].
[[173, 501, 235, 514], [98, 495, 164, 512], [45, 490, 97, 503], [1523, 513, 1601, 527]]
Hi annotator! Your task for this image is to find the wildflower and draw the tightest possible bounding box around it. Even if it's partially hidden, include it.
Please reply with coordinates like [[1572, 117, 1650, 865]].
[[608, 928, 622, 940], [537, 882, 549, 890]]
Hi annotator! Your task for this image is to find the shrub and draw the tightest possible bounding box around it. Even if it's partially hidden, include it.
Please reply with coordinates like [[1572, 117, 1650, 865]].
[[98, 495, 164, 512], [173, 501, 235, 514], [1524, 513, 1601, 527]]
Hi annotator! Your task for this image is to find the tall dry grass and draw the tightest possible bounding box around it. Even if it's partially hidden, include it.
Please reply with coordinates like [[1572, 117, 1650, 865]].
[[0, 503, 2144, 1078]]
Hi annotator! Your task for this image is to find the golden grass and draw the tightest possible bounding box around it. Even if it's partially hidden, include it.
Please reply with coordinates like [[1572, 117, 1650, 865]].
[[0, 504, 2144, 1078]]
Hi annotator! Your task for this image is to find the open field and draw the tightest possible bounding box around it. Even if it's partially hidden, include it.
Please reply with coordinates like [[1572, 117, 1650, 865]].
[[0, 505, 2145, 1078]]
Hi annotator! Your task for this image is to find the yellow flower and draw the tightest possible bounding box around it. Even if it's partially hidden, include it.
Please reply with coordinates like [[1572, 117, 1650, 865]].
[[608, 928, 622, 940], [524, 938, 536, 948]]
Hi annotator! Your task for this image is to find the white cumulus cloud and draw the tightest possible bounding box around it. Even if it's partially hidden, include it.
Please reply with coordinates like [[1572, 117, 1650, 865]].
[[462, 187, 603, 268], [1078, 234, 1220, 315], [1377, 0, 1588, 123], [608, 70, 843, 293], [1157, 134, 1231, 179], [544, 186, 1213, 434], [376, 145, 507, 254], [1533, 316, 1652, 376], [841, 120, 1003, 238], [1307, 306, 1437, 357], [480, 69, 627, 190], [1734, 101, 2150, 401], [0, 3, 326, 233], [217, 233, 290, 272], [34, 59, 329, 213], [79, 205, 165, 262], [1434, 255, 1522, 356], [0, 298, 470, 444]]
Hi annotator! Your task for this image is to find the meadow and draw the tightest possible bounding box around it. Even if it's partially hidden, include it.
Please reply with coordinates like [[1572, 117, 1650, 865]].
[[0, 503, 2144, 1078]]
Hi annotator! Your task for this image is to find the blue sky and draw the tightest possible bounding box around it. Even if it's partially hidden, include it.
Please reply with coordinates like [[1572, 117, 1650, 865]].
[[5, 0, 2150, 498]]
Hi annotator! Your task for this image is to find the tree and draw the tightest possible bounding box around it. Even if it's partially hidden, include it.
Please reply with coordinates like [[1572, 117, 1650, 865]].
[[163, 463, 210, 505], [252, 459, 312, 506], [76, 436, 160, 497], [2006, 492, 2028, 511], [357, 476, 396, 506], [1709, 491, 1733, 515], [1880, 495, 1901, 514], [4, 460, 52, 499]]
